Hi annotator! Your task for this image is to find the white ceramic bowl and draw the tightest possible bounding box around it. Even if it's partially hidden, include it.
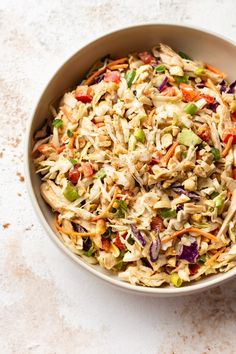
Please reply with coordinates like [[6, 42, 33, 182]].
[[25, 24, 236, 296]]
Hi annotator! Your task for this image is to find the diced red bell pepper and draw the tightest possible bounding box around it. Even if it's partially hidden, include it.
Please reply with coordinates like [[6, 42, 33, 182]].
[[222, 128, 236, 143], [122, 232, 128, 239], [231, 111, 236, 122], [75, 85, 93, 103], [104, 71, 121, 83], [82, 162, 94, 177], [68, 165, 81, 185], [189, 263, 200, 275], [113, 234, 125, 250], [180, 83, 198, 102], [200, 94, 214, 104], [138, 51, 155, 64]]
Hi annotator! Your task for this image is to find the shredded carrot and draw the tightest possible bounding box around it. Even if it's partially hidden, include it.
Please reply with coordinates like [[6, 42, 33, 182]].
[[90, 187, 119, 221], [106, 58, 128, 68], [205, 78, 226, 106], [108, 64, 128, 70], [163, 141, 178, 166], [84, 57, 128, 86], [205, 247, 226, 265], [84, 67, 105, 86], [221, 136, 233, 158], [68, 133, 77, 150], [205, 63, 225, 78], [61, 106, 76, 123], [54, 214, 97, 239], [161, 227, 218, 244]]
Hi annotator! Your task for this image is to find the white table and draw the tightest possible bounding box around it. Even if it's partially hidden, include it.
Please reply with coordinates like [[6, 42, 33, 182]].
[[1, 1, 236, 353]]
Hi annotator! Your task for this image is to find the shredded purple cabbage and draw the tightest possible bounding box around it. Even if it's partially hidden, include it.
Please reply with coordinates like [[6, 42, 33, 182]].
[[94, 73, 104, 84], [176, 204, 184, 212], [171, 186, 200, 200], [149, 228, 161, 262], [227, 80, 236, 94], [131, 224, 146, 247], [176, 241, 198, 263], [208, 100, 220, 112], [219, 79, 226, 93], [158, 76, 169, 92]]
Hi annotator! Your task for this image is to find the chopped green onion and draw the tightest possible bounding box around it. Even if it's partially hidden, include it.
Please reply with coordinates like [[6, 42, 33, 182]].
[[84, 244, 94, 257], [182, 151, 188, 158], [211, 191, 219, 199], [110, 199, 128, 218], [177, 128, 202, 147], [94, 168, 106, 180], [211, 147, 220, 161], [170, 272, 182, 287], [102, 227, 112, 239], [134, 128, 145, 143], [67, 129, 73, 137], [178, 51, 192, 60], [125, 70, 136, 88], [159, 208, 177, 218], [174, 74, 189, 84], [68, 157, 78, 165], [184, 102, 198, 115], [63, 182, 78, 202], [52, 119, 63, 128], [195, 67, 205, 76], [155, 64, 166, 73], [197, 254, 206, 264], [214, 195, 223, 208]]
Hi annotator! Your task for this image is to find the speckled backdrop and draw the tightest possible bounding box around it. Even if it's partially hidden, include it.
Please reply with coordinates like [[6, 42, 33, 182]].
[[1, 1, 236, 353]]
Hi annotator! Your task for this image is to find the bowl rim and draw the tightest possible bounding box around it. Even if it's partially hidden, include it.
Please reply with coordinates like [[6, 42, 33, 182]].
[[25, 22, 236, 296]]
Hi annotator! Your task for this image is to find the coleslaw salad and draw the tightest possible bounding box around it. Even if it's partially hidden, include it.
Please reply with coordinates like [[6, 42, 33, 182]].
[[32, 42, 236, 288]]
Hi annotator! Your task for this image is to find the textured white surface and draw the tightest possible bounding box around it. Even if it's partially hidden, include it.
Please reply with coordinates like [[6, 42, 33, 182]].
[[1, 1, 236, 353]]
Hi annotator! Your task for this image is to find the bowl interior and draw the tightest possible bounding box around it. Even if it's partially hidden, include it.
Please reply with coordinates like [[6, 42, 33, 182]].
[[27, 24, 236, 295]]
